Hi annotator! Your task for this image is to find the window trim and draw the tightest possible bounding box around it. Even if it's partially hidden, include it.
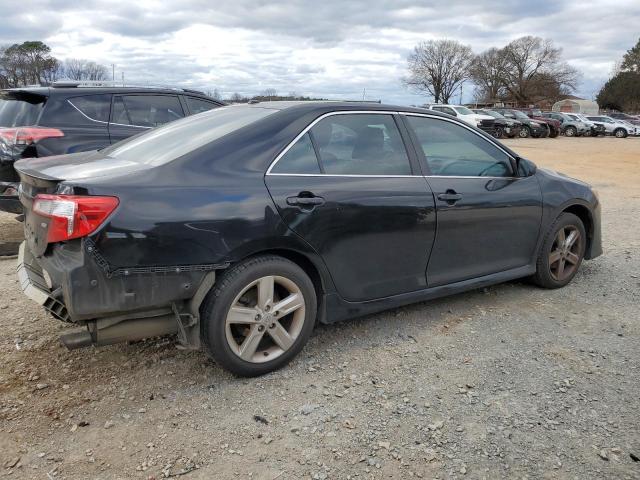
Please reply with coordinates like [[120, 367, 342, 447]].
[[266, 110, 520, 179], [66, 95, 112, 124]]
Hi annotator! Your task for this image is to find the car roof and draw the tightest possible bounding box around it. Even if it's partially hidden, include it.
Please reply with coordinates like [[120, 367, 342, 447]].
[[235, 100, 452, 117], [2, 86, 223, 102]]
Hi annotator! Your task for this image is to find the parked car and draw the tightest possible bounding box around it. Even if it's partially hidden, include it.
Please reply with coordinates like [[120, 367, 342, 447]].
[[426, 104, 496, 135], [540, 112, 589, 137], [472, 109, 522, 139], [0, 82, 224, 213], [16, 102, 602, 376], [516, 108, 561, 138], [565, 113, 606, 137], [492, 108, 549, 138], [586, 115, 635, 138], [608, 112, 640, 126]]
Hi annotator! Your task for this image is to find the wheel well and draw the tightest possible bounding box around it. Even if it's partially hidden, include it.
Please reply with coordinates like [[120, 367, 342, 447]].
[[562, 204, 593, 252]]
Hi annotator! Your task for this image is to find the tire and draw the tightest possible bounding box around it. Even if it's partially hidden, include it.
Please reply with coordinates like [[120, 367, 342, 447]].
[[519, 126, 531, 138], [549, 128, 559, 138], [492, 126, 504, 139], [564, 126, 577, 137], [201, 255, 317, 377], [614, 128, 627, 138], [532, 213, 586, 289]]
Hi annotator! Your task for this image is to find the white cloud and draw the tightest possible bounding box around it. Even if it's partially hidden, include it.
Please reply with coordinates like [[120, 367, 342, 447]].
[[1, 0, 638, 104]]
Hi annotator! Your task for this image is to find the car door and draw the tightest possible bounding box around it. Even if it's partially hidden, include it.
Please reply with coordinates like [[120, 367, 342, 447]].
[[402, 113, 542, 287], [265, 112, 436, 302], [108, 94, 185, 144]]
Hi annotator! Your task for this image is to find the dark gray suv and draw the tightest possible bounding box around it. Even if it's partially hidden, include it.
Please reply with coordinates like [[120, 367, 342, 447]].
[[0, 83, 224, 212]]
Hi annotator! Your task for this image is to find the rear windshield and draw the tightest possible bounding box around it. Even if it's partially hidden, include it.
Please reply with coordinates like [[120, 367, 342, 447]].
[[0, 92, 45, 127], [101, 105, 276, 165]]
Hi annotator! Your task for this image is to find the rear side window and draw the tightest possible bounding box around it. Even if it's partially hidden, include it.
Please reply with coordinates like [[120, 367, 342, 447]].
[[271, 133, 320, 174], [112, 95, 184, 127], [0, 92, 45, 127], [407, 116, 512, 177], [68, 95, 111, 122], [186, 97, 219, 115], [102, 105, 276, 166], [309, 114, 411, 175]]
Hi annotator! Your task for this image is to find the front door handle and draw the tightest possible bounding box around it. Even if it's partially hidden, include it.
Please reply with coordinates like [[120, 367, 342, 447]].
[[437, 190, 463, 204]]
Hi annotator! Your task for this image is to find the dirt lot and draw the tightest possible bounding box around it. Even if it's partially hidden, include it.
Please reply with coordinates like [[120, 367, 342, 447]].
[[1, 137, 639, 479]]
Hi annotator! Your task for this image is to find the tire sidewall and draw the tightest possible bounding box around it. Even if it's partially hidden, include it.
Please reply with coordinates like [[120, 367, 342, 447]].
[[201, 256, 317, 376], [534, 213, 587, 288]]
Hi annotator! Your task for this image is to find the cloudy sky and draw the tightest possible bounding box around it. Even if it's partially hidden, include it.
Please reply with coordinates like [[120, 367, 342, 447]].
[[2, 0, 638, 104]]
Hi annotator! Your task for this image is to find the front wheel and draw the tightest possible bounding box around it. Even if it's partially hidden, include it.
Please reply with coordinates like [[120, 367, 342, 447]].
[[614, 128, 627, 138], [492, 126, 504, 139], [564, 126, 577, 137], [532, 213, 586, 289], [549, 128, 559, 138], [201, 255, 317, 376], [519, 126, 531, 138]]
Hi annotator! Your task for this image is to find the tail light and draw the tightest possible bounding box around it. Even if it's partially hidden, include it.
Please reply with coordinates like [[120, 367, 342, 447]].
[[0, 127, 64, 145], [33, 194, 119, 243]]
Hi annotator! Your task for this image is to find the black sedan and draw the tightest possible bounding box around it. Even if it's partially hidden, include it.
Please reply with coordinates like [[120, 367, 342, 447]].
[[16, 102, 602, 376]]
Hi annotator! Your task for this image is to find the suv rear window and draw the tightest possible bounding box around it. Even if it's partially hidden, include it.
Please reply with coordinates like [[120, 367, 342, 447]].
[[0, 92, 45, 127], [112, 95, 184, 127], [68, 95, 111, 122], [101, 105, 276, 166]]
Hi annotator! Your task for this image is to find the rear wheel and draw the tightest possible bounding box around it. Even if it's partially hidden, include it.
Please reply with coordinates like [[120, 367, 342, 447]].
[[532, 213, 586, 289], [549, 128, 559, 138], [201, 255, 317, 376], [564, 126, 577, 137], [492, 126, 504, 139], [614, 128, 627, 138]]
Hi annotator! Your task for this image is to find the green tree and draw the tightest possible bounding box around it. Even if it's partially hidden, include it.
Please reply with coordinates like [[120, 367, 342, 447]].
[[0, 41, 60, 87], [620, 38, 640, 72], [596, 71, 640, 112]]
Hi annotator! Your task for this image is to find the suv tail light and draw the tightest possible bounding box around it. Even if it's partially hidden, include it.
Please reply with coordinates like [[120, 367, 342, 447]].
[[0, 127, 64, 145], [33, 194, 119, 243]]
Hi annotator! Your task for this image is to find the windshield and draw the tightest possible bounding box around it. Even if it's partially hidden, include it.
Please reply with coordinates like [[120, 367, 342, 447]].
[[0, 92, 46, 127], [567, 114, 580, 121], [453, 106, 474, 115], [512, 110, 529, 120], [102, 105, 277, 165]]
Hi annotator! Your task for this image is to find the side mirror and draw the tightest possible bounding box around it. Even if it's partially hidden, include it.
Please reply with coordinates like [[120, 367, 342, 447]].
[[516, 157, 537, 177]]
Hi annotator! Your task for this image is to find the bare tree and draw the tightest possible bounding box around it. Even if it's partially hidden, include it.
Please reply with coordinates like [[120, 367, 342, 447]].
[[261, 88, 277, 100], [404, 40, 474, 103], [63, 58, 108, 81], [501, 36, 578, 103], [470, 48, 508, 102]]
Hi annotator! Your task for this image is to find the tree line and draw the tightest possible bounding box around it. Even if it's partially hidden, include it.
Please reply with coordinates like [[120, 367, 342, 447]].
[[596, 38, 640, 112], [404, 36, 579, 106], [0, 41, 109, 88]]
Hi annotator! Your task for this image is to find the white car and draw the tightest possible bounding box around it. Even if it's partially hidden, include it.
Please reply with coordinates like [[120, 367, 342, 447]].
[[586, 115, 635, 138], [427, 104, 495, 128]]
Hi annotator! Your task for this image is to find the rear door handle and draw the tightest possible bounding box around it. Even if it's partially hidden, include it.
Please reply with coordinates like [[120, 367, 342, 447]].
[[286, 194, 325, 207], [437, 190, 463, 204]]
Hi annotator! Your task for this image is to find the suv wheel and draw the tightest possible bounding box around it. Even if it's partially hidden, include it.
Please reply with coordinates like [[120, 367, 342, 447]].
[[564, 126, 577, 137], [492, 126, 504, 139], [532, 213, 586, 289], [201, 255, 317, 377], [614, 128, 627, 138], [519, 126, 531, 138]]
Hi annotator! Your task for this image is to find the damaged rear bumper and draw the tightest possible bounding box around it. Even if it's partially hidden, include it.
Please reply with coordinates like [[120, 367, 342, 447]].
[[17, 240, 218, 350]]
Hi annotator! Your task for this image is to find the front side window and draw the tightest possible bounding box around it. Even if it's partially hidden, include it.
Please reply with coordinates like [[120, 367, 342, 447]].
[[406, 116, 512, 177], [309, 114, 411, 175], [111, 95, 184, 127], [271, 133, 320, 174]]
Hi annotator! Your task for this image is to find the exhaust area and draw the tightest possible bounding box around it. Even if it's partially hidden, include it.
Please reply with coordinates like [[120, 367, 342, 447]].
[[60, 313, 178, 350]]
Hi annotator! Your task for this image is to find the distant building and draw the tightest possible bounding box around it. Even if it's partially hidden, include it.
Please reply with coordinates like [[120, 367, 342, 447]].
[[552, 98, 599, 115]]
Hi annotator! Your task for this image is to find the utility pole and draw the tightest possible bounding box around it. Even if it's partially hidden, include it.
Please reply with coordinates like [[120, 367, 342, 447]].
[[112, 64, 115, 81], [362, 88, 366, 101], [121, 71, 124, 86]]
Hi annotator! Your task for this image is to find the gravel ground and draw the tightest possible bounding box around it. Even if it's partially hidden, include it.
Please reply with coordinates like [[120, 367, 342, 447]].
[[0, 136, 639, 479]]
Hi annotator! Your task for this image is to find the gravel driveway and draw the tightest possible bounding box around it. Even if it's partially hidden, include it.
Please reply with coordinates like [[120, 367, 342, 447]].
[[0, 137, 639, 479]]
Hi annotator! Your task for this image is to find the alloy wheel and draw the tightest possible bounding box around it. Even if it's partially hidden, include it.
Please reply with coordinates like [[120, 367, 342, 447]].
[[548, 226, 582, 281], [225, 275, 306, 363]]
